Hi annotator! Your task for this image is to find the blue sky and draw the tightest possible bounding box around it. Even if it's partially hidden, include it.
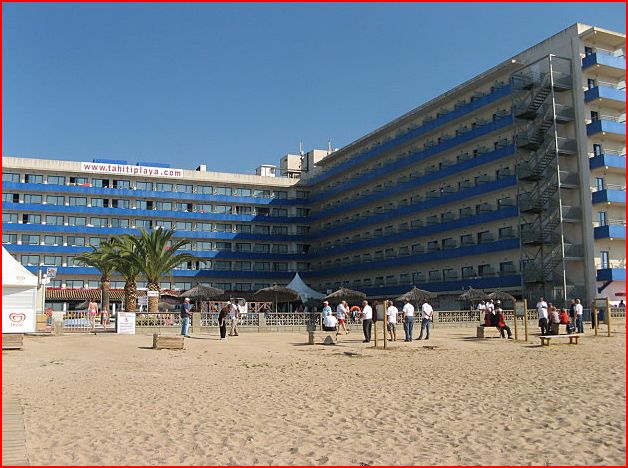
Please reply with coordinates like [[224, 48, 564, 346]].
[[2, 2, 626, 173]]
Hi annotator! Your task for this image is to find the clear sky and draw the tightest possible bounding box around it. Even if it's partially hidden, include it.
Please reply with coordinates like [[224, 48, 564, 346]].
[[2, 2, 626, 174]]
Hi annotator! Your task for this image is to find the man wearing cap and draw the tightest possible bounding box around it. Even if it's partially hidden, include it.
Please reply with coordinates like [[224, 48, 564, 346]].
[[181, 297, 192, 337], [322, 301, 332, 317]]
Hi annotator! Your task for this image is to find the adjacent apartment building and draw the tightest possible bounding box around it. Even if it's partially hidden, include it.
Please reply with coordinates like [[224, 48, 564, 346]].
[[2, 23, 625, 309]]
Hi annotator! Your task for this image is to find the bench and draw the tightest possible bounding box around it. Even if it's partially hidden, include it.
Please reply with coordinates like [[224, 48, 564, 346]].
[[2, 334, 23, 350], [152, 334, 185, 350], [476, 326, 502, 338], [539, 334, 582, 346], [308, 330, 338, 345]]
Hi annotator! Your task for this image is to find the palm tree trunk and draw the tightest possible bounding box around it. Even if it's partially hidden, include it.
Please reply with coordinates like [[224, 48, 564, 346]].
[[101, 276, 111, 312], [124, 281, 137, 312], [148, 281, 160, 313]]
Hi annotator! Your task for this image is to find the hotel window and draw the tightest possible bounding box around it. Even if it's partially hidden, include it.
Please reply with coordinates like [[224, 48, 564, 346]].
[[235, 206, 252, 215], [253, 225, 270, 235], [3, 172, 20, 182], [253, 189, 270, 198], [136, 219, 152, 229], [23, 214, 41, 224], [67, 236, 86, 246], [297, 190, 309, 198], [86, 281, 100, 289], [195, 222, 213, 232], [45, 215, 64, 225], [176, 184, 193, 193], [498, 227, 515, 239], [68, 216, 87, 226], [462, 266, 476, 278], [66, 280, 85, 288], [2, 193, 17, 202], [24, 174, 43, 184], [234, 261, 252, 271], [239, 188, 252, 197], [236, 224, 251, 233], [272, 208, 288, 217], [112, 179, 130, 189], [214, 261, 231, 270], [69, 196, 88, 206], [234, 283, 252, 291], [478, 264, 494, 277], [91, 217, 108, 227], [43, 256, 62, 266], [197, 261, 211, 269], [272, 226, 288, 235], [22, 234, 40, 245], [175, 202, 194, 212], [48, 280, 62, 288], [92, 178, 110, 188], [197, 185, 213, 195], [600, 251, 610, 269], [214, 205, 232, 214], [3, 234, 17, 244], [235, 243, 251, 252], [110, 218, 129, 228], [3, 213, 18, 223], [274, 191, 287, 199], [296, 226, 309, 235], [174, 221, 192, 231], [91, 198, 107, 207], [155, 201, 173, 211], [460, 234, 474, 246], [197, 241, 213, 250], [598, 211, 607, 226], [296, 208, 310, 217], [478, 231, 494, 243], [273, 262, 288, 272], [112, 199, 130, 209], [46, 195, 65, 205], [254, 244, 270, 253], [24, 194, 43, 204], [69, 176, 89, 185], [214, 223, 232, 232], [500, 262, 516, 274], [271, 244, 288, 254], [257, 207, 270, 216], [21, 255, 40, 266], [136, 200, 153, 210], [89, 237, 102, 247], [595, 177, 605, 191], [154, 220, 172, 229], [47, 175, 66, 185], [254, 262, 270, 271], [136, 181, 153, 191], [154, 182, 173, 192], [196, 203, 212, 212], [215, 187, 232, 196]]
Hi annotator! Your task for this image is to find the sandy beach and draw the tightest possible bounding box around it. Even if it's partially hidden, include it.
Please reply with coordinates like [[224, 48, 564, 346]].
[[2, 326, 626, 466]]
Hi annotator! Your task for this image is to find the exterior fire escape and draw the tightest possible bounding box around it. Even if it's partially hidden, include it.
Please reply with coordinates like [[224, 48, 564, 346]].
[[512, 55, 585, 305]]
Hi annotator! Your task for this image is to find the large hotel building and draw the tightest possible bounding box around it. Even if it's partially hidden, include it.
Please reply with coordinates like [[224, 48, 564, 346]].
[[2, 23, 625, 309]]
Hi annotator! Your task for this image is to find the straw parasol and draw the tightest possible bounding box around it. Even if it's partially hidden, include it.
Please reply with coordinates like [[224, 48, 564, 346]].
[[395, 287, 436, 305], [324, 287, 366, 303], [182, 284, 225, 301], [458, 287, 489, 302], [487, 290, 517, 303], [253, 285, 299, 312]]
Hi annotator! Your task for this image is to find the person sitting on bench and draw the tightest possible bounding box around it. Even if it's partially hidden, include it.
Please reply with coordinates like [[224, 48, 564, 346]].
[[548, 304, 560, 335], [495, 302, 513, 339], [322, 313, 338, 332]]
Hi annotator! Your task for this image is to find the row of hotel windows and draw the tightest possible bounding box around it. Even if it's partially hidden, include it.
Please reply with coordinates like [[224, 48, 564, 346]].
[[317, 198, 516, 241], [315, 228, 516, 266], [320, 81, 509, 173], [1, 213, 310, 234], [2, 193, 310, 217], [317, 164, 514, 215], [45, 281, 273, 292], [16, 254, 301, 272], [2, 173, 308, 199], [3, 233, 309, 254]]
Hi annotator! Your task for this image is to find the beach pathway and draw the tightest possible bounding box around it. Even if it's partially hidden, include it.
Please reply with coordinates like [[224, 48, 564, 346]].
[[2, 392, 30, 466]]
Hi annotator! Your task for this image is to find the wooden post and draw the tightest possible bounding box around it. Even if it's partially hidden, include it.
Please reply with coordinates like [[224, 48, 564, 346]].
[[523, 299, 529, 342], [594, 301, 599, 336], [513, 311, 519, 341], [605, 297, 611, 337], [373, 314, 378, 348]]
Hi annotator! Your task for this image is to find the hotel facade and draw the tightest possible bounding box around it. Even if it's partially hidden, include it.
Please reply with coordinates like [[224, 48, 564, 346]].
[[2, 23, 625, 309]]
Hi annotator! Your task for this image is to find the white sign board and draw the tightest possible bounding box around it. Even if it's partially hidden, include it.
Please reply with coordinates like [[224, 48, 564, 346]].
[[137, 296, 148, 306], [80, 162, 183, 178], [117, 312, 136, 334], [46, 267, 57, 278], [2, 287, 37, 333], [147, 291, 159, 297]]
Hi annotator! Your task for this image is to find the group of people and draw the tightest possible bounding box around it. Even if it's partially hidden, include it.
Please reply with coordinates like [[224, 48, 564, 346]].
[[321, 298, 435, 343], [181, 297, 246, 340], [478, 299, 512, 339], [536, 297, 583, 336], [87, 300, 108, 331]]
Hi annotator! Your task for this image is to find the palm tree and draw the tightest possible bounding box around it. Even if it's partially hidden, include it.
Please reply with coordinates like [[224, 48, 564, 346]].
[[128, 229, 197, 313], [75, 239, 117, 312], [111, 235, 142, 312]]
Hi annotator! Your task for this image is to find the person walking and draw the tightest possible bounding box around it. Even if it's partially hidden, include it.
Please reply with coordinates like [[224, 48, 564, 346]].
[[418, 301, 433, 340], [574, 298, 584, 334], [361, 300, 373, 343], [536, 297, 549, 336], [229, 299, 240, 336], [495, 301, 512, 339], [386, 300, 398, 341], [181, 297, 192, 337], [336, 300, 350, 334], [402, 299, 415, 342], [87, 299, 99, 332], [218, 303, 229, 340]]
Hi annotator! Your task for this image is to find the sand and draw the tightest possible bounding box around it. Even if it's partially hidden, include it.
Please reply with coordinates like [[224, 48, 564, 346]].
[[2, 326, 626, 466]]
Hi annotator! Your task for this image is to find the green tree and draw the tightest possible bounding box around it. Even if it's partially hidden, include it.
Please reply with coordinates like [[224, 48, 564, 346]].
[[75, 239, 117, 313], [111, 235, 142, 312], [129, 229, 196, 313]]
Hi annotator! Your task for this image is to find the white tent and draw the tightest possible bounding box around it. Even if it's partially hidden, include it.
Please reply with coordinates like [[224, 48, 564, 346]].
[[2, 247, 38, 333], [285, 272, 325, 302]]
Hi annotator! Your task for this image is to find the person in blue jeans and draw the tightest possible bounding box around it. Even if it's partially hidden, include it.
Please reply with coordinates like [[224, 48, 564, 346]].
[[181, 297, 192, 337], [418, 301, 434, 340], [402, 299, 415, 342]]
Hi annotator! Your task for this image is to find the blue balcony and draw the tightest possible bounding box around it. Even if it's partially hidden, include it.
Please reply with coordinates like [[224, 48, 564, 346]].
[[591, 189, 626, 204], [589, 154, 626, 171], [582, 53, 626, 77], [596, 268, 626, 282], [586, 119, 626, 138], [594, 225, 626, 239], [584, 86, 626, 108]]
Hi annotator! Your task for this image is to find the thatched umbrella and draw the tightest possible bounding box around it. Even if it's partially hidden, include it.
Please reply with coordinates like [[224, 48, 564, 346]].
[[253, 285, 299, 312], [182, 284, 225, 301], [487, 290, 517, 303], [324, 287, 366, 304], [459, 287, 489, 309], [396, 287, 436, 305]]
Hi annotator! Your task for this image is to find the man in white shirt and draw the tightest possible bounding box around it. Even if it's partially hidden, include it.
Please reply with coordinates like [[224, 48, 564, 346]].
[[336, 300, 349, 335], [486, 300, 495, 314], [322, 301, 332, 317], [361, 300, 373, 343], [418, 301, 434, 340], [477, 300, 486, 313], [229, 299, 240, 336], [574, 298, 584, 334], [402, 299, 415, 342], [322, 313, 338, 332], [386, 300, 399, 341], [536, 297, 549, 336]]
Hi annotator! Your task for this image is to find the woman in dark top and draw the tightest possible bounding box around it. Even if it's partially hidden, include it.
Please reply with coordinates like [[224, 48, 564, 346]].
[[218, 305, 229, 340]]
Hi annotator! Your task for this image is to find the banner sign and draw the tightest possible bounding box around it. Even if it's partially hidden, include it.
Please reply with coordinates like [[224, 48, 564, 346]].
[[116, 312, 136, 334], [80, 162, 183, 178]]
